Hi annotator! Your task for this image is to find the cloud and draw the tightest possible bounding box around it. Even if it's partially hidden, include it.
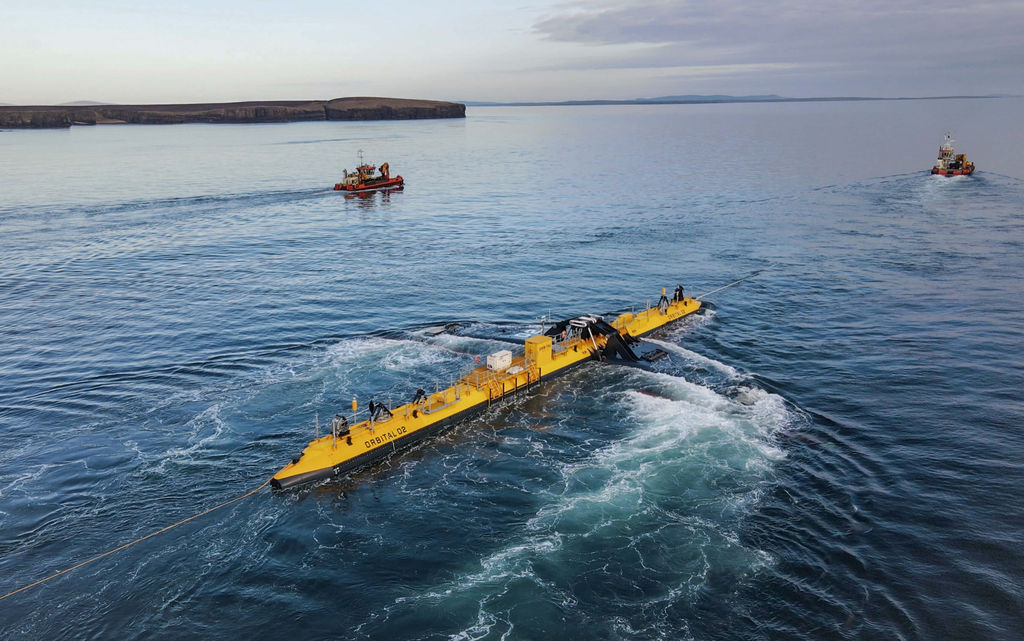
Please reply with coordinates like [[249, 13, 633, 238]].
[[532, 0, 1024, 91]]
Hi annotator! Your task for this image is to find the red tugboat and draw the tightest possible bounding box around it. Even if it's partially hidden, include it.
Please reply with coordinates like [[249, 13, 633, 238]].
[[931, 132, 975, 176], [334, 151, 404, 191]]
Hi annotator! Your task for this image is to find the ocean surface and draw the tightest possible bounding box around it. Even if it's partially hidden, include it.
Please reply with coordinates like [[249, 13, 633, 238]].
[[1, 98, 1022, 640]]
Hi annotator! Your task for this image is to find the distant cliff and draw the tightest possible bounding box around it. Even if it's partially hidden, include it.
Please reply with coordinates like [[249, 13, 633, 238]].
[[0, 97, 466, 129], [324, 97, 465, 120]]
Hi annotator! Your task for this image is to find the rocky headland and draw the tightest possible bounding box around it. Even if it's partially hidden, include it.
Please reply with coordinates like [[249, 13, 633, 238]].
[[0, 97, 465, 129]]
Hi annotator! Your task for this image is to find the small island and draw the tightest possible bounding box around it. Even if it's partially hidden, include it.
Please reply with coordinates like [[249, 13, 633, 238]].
[[0, 97, 466, 129]]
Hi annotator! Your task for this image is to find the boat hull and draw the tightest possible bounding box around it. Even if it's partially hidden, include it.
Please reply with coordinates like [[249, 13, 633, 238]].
[[271, 347, 590, 489], [931, 167, 974, 176], [333, 176, 404, 191]]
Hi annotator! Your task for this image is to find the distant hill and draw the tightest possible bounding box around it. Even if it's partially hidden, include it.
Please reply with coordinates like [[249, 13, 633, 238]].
[[58, 100, 111, 106], [0, 96, 466, 129], [462, 95, 788, 106], [638, 94, 784, 102], [462, 94, 1003, 107]]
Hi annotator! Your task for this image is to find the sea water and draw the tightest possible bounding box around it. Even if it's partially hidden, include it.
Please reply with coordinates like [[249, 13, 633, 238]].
[[1, 99, 1022, 640]]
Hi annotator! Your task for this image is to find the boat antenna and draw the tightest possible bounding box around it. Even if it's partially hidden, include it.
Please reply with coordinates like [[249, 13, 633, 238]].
[[357, 148, 365, 165]]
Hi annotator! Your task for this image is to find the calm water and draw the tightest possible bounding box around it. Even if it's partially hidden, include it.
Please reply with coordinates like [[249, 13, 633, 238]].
[[1, 99, 1022, 640]]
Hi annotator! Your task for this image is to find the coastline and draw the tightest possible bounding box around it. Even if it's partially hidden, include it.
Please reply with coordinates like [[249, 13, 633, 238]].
[[0, 96, 466, 129]]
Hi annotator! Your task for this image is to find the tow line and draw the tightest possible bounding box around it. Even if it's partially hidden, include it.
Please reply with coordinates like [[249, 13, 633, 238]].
[[0, 478, 271, 601], [2, 275, 762, 601], [695, 269, 763, 300]]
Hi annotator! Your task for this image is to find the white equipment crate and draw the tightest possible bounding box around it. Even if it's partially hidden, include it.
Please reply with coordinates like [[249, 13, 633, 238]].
[[486, 350, 512, 371]]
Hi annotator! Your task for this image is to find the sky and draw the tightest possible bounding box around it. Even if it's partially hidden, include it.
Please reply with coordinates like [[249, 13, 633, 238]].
[[2, 0, 1022, 104]]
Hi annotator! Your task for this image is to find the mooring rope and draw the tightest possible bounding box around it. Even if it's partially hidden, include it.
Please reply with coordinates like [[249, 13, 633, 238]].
[[0, 478, 272, 601], [695, 269, 763, 300], [3, 274, 763, 602]]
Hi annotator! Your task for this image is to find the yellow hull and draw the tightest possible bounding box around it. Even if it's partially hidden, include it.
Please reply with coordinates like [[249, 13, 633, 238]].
[[271, 292, 701, 489]]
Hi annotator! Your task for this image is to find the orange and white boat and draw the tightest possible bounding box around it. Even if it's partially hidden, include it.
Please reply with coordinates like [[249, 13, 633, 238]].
[[334, 151, 404, 191], [931, 132, 975, 176]]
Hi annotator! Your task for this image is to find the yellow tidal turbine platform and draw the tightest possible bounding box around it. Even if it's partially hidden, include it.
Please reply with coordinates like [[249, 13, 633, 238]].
[[272, 286, 700, 489]]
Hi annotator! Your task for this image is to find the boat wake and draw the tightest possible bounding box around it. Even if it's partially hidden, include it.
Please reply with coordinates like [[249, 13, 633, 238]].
[[331, 333, 798, 640], [0, 186, 329, 224], [645, 338, 740, 379]]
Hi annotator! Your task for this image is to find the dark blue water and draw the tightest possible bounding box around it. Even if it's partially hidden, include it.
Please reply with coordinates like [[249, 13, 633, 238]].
[[1, 99, 1022, 640]]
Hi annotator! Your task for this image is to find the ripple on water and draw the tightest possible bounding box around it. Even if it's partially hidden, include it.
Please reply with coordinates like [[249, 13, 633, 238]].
[[332, 360, 796, 640], [3, 105, 1024, 641]]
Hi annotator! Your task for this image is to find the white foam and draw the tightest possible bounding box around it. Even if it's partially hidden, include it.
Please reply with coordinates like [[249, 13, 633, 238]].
[[149, 401, 228, 473], [420, 330, 520, 356], [450, 608, 503, 641], [645, 338, 740, 378], [389, 534, 563, 609], [324, 336, 402, 362], [325, 336, 471, 375], [0, 462, 61, 500], [380, 345, 453, 371], [623, 371, 789, 461], [381, 368, 789, 628], [674, 306, 716, 329], [512, 370, 789, 580]]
